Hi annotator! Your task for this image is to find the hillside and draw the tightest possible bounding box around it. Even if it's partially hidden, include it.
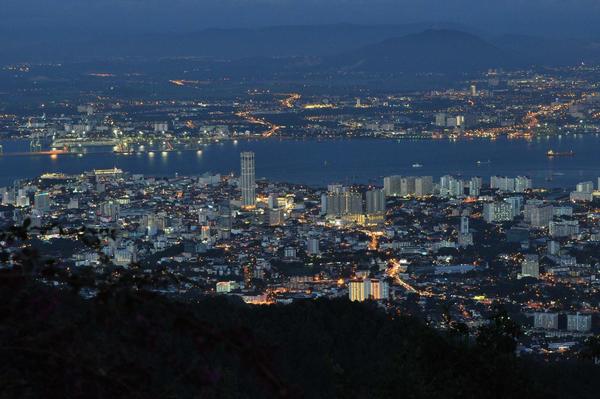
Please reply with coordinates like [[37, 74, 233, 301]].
[[2, 274, 600, 398], [332, 29, 518, 73]]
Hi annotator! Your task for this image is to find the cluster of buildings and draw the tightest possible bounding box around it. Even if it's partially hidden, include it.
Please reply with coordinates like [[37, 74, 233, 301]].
[[1, 149, 600, 359]]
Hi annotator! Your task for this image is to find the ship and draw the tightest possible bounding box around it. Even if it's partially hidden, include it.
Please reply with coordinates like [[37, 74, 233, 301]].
[[412, 163, 423, 168], [547, 149, 575, 157]]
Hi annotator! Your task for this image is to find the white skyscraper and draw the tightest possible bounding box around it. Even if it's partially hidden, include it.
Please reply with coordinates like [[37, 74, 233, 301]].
[[240, 152, 256, 208]]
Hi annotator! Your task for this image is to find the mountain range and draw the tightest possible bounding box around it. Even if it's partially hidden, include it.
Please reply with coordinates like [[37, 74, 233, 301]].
[[1, 24, 599, 74]]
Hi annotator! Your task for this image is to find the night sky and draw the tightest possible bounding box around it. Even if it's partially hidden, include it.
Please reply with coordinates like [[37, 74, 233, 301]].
[[1, 0, 599, 37]]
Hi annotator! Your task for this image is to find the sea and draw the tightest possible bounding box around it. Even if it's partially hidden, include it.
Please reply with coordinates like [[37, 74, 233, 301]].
[[0, 135, 599, 189]]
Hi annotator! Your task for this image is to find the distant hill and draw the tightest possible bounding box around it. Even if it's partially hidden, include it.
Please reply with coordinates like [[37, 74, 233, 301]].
[[1, 25, 599, 75], [0, 23, 475, 62], [331, 29, 518, 73]]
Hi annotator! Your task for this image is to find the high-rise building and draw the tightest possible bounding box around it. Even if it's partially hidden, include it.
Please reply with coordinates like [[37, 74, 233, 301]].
[[470, 84, 477, 96], [434, 113, 447, 127], [326, 189, 363, 217], [34, 192, 51, 212], [547, 240, 560, 255], [567, 313, 592, 332], [368, 279, 389, 300], [366, 189, 386, 215], [268, 208, 285, 226], [383, 175, 402, 197], [307, 238, 320, 256], [530, 204, 553, 228], [490, 176, 516, 192], [349, 279, 367, 302], [549, 220, 579, 238], [533, 312, 559, 329], [101, 200, 120, 220], [521, 254, 540, 279], [16, 189, 29, 207], [346, 192, 363, 215], [449, 179, 464, 197], [320, 193, 328, 216], [400, 177, 416, 196], [460, 216, 469, 235], [349, 279, 389, 302], [571, 181, 594, 202], [469, 177, 482, 196], [515, 176, 532, 193], [240, 152, 256, 208], [504, 196, 523, 218], [267, 193, 277, 209], [483, 202, 513, 223], [576, 181, 594, 193], [415, 176, 433, 196], [458, 216, 473, 247], [440, 175, 464, 197]]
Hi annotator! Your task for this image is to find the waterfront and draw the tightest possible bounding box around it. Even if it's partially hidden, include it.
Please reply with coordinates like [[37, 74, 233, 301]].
[[0, 136, 599, 188]]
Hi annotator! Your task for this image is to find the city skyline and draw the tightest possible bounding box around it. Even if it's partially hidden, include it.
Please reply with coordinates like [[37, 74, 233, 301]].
[[2, 1, 600, 397]]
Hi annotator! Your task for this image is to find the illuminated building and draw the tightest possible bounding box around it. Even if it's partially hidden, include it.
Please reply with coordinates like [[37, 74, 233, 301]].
[[549, 220, 579, 238], [483, 201, 512, 223], [567, 313, 592, 332], [240, 151, 256, 207], [383, 175, 402, 196], [366, 189, 385, 215], [470, 84, 477, 96], [520, 254, 539, 279], [34, 192, 51, 212], [415, 176, 433, 196], [469, 176, 482, 196], [349, 279, 389, 302], [326, 189, 362, 217], [440, 175, 464, 198], [268, 208, 285, 226], [504, 196, 523, 218], [368, 279, 389, 300], [458, 216, 473, 247], [400, 177, 416, 196], [530, 204, 553, 228], [349, 280, 367, 302], [307, 238, 320, 256], [533, 312, 558, 330]]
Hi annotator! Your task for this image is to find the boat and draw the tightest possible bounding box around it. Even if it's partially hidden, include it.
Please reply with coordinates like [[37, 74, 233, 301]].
[[476, 160, 491, 165], [547, 149, 575, 157], [412, 163, 423, 168]]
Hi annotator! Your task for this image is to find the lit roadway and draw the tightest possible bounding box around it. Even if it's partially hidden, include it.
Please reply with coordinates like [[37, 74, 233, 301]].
[[387, 259, 419, 294], [235, 111, 282, 138], [280, 93, 301, 108]]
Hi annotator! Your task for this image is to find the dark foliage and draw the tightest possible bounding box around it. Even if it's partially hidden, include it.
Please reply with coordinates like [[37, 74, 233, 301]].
[[2, 221, 600, 398]]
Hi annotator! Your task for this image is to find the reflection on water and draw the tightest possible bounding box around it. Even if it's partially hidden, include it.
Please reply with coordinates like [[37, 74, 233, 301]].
[[0, 137, 599, 188]]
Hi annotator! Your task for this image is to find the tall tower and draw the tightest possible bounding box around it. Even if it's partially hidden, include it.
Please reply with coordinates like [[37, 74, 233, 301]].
[[460, 216, 469, 235], [240, 152, 256, 208]]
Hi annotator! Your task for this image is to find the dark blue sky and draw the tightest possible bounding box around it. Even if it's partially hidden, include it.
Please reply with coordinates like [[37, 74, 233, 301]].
[[2, 0, 599, 37]]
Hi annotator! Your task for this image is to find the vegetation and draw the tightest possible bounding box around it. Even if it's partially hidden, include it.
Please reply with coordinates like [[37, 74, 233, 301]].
[[1, 221, 600, 398]]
